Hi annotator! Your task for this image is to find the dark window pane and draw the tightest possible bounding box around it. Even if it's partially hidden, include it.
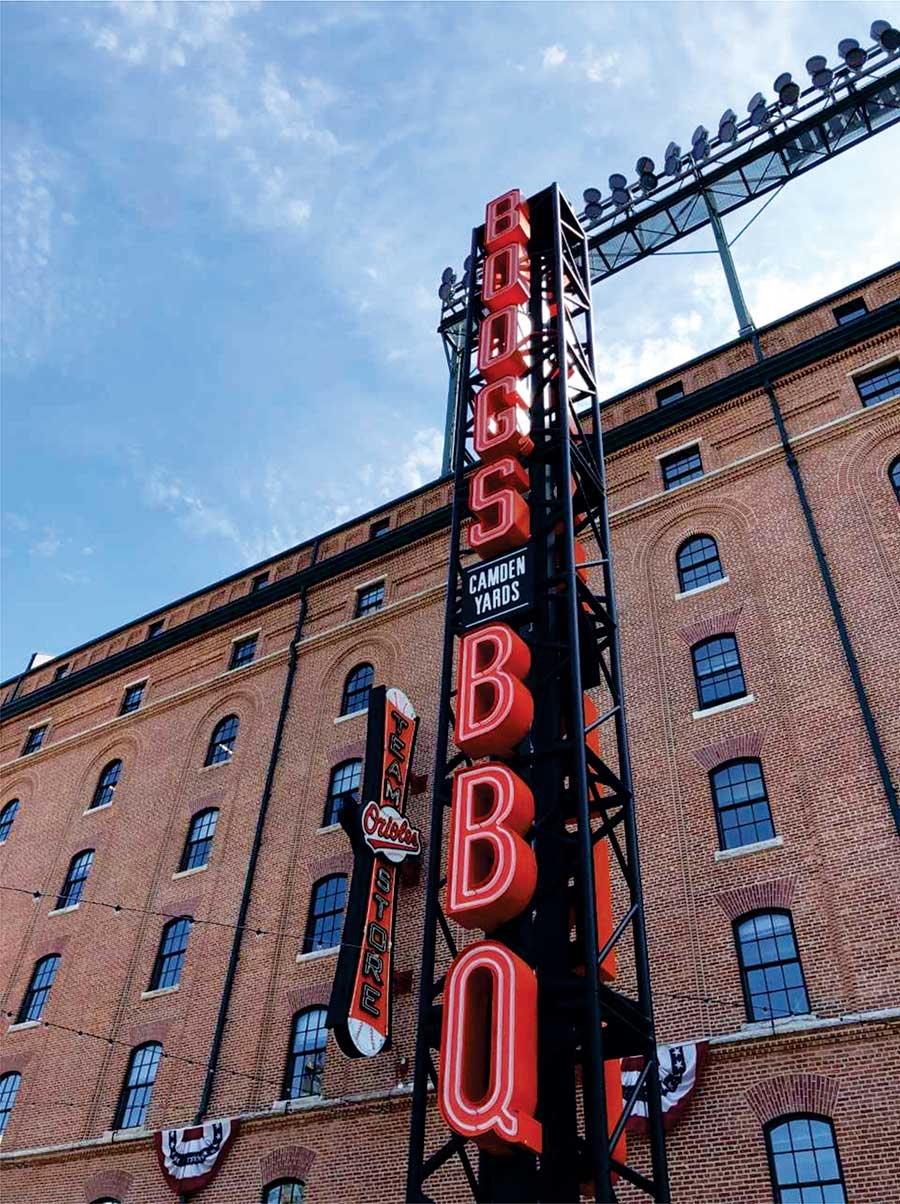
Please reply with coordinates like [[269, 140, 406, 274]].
[[736, 912, 809, 1022], [712, 759, 774, 849], [303, 875, 347, 953], [369, 518, 390, 540], [179, 809, 219, 871], [56, 849, 95, 909], [284, 1009, 327, 1100], [677, 535, 724, 592], [17, 954, 60, 1022], [114, 1043, 161, 1130], [854, 361, 900, 407], [150, 917, 192, 991], [661, 446, 703, 490], [0, 799, 19, 842], [656, 380, 685, 406], [767, 1117, 846, 1203], [832, 298, 867, 325], [264, 1179, 307, 1204], [890, 456, 900, 503], [120, 682, 145, 715], [340, 664, 373, 715], [53, 663, 70, 681], [22, 726, 46, 755], [355, 583, 385, 618], [147, 620, 165, 639], [90, 760, 122, 809], [205, 715, 239, 765], [692, 635, 747, 708], [251, 572, 270, 592], [0, 1073, 22, 1136], [229, 635, 257, 670], [323, 760, 362, 827]]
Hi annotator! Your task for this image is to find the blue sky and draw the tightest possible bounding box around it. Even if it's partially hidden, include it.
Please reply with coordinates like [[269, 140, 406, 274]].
[[2, 1, 897, 679]]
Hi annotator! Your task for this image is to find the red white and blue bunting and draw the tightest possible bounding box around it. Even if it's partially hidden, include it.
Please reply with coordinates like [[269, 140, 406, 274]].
[[154, 1117, 240, 1196], [622, 1041, 709, 1134]]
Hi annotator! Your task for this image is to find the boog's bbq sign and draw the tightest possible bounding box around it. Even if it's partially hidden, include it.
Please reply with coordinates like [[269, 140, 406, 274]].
[[437, 189, 625, 1164], [328, 685, 420, 1058]]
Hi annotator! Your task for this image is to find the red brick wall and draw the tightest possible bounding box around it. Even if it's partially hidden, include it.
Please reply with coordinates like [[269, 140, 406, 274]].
[[2, 275, 899, 1202]]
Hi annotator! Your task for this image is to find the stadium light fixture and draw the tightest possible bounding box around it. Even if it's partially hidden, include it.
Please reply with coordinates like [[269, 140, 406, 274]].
[[718, 108, 738, 142], [806, 55, 834, 90], [871, 19, 900, 52], [664, 141, 682, 176], [747, 92, 769, 127], [691, 124, 710, 161], [635, 156, 658, 193], [608, 173, 630, 207], [583, 187, 603, 220], [838, 38, 867, 70], [774, 71, 801, 106]]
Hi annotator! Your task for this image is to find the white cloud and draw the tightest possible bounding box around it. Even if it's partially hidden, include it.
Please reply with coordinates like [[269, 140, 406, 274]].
[[30, 528, 62, 558], [542, 44, 567, 69], [380, 427, 444, 496], [582, 48, 621, 85]]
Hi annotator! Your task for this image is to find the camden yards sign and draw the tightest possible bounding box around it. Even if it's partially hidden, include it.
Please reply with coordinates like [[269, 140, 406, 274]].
[[461, 546, 533, 629], [327, 685, 421, 1058]]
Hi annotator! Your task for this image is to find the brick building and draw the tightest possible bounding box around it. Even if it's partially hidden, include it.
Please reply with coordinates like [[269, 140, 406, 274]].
[[1, 265, 898, 1204]]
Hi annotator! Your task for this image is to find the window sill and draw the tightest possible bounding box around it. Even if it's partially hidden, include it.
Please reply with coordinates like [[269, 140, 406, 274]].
[[200, 759, 232, 773], [140, 985, 179, 1001], [6, 1020, 41, 1032], [172, 864, 208, 880], [296, 945, 339, 963], [693, 693, 755, 720], [48, 903, 80, 916], [317, 823, 342, 835], [272, 1093, 324, 1113], [741, 1012, 819, 1036], [714, 835, 783, 861], [83, 801, 112, 816], [105, 1125, 151, 1142], [676, 575, 729, 601], [334, 709, 367, 726]]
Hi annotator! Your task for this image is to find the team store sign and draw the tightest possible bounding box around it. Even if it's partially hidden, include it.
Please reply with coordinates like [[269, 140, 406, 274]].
[[437, 190, 624, 1164]]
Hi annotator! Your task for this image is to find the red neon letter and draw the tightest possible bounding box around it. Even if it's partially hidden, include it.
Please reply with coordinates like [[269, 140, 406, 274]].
[[455, 623, 532, 760], [482, 243, 530, 312], [477, 306, 531, 383], [447, 763, 536, 931], [474, 377, 533, 464], [468, 457, 529, 559], [439, 940, 542, 1155], [484, 189, 530, 254]]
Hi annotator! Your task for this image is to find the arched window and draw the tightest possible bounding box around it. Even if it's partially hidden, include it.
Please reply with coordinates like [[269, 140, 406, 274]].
[[765, 1114, 847, 1202], [149, 917, 192, 991], [677, 535, 724, 593], [0, 1072, 22, 1136], [16, 954, 60, 1023], [303, 875, 347, 954], [56, 849, 95, 909], [284, 1007, 327, 1100], [263, 1181, 307, 1204], [204, 715, 239, 766], [0, 798, 19, 842], [711, 760, 774, 850], [735, 911, 809, 1022], [179, 808, 219, 872], [323, 759, 362, 827], [890, 455, 900, 503], [340, 663, 373, 716], [90, 760, 122, 809], [92, 1199, 121, 1204], [691, 634, 747, 708], [113, 1042, 161, 1130]]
